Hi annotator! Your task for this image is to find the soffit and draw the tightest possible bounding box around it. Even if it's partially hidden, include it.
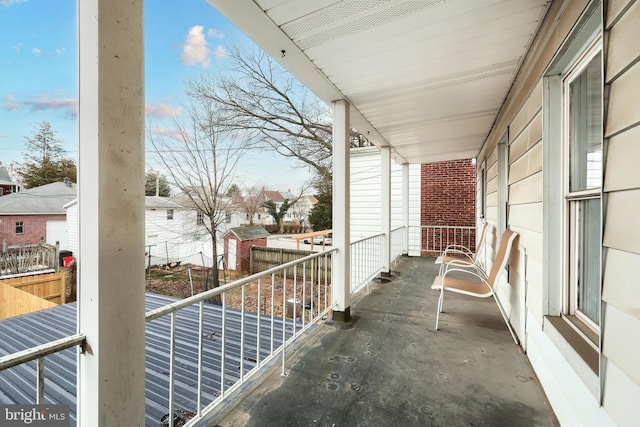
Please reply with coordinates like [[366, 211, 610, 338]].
[[210, 0, 550, 164]]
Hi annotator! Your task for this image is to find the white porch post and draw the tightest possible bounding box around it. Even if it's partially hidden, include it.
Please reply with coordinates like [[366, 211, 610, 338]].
[[381, 146, 391, 274], [402, 163, 409, 255], [332, 100, 351, 321], [78, 1, 146, 426]]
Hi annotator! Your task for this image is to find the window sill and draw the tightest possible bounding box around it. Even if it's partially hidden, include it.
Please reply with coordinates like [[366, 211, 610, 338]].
[[545, 315, 598, 374], [543, 315, 599, 398]]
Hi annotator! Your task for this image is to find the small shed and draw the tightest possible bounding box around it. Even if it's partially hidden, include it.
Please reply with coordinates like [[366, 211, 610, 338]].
[[223, 226, 270, 272]]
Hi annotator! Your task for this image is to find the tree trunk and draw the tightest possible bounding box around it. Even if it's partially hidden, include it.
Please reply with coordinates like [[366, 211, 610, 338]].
[[210, 228, 222, 304]]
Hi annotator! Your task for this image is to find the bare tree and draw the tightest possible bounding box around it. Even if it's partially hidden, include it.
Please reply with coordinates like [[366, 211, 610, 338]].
[[186, 44, 370, 180], [236, 185, 267, 225], [147, 98, 249, 291]]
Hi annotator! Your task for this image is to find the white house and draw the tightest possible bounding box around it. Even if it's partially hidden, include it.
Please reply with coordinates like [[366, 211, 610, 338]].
[[350, 146, 421, 253], [65, 196, 247, 268]]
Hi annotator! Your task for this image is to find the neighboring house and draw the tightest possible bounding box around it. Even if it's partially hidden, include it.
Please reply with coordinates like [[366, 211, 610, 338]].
[[167, 194, 247, 267], [350, 147, 422, 253], [66, 195, 246, 267], [0, 163, 20, 196], [0, 180, 76, 248], [223, 226, 270, 272], [286, 194, 317, 228]]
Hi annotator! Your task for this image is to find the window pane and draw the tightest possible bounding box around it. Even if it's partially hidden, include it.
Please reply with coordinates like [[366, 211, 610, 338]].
[[576, 198, 601, 325], [569, 53, 602, 192]]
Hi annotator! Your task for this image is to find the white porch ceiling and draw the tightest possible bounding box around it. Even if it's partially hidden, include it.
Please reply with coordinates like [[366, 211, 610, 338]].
[[209, 0, 551, 164]]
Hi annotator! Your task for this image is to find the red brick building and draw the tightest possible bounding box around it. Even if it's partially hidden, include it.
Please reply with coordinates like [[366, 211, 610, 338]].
[[421, 159, 476, 256], [0, 181, 76, 247]]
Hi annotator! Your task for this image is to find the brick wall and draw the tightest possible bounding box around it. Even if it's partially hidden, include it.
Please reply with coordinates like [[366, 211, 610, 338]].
[[421, 159, 476, 256], [0, 214, 65, 246]]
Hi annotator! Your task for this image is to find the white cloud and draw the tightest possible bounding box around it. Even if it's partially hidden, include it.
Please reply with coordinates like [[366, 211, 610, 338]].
[[11, 43, 23, 53], [24, 95, 78, 118], [214, 45, 228, 60], [4, 94, 21, 111], [181, 25, 210, 67], [207, 28, 224, 39], [0, 0, 27, 7], [145, 103, 182, 119], [53, 48, 66, 55], [32, 47, 41, 55], [148, 126, 186, 141]]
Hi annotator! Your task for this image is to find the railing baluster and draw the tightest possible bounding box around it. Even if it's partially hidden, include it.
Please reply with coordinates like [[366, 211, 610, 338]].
[[36, 357, 44, 404], [220, 293, 226, 399], [197, 301, 204, 416], [302, 262, 307, 327], [240, 285, 246, 382], [270, 273, 275, 355], [169, 311, 176, 427], [281, 270, 287, 377], [257, 278, 262, 368]]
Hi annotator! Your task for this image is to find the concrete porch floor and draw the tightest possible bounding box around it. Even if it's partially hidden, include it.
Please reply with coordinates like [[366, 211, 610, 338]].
[[212, 256, 559, 427]]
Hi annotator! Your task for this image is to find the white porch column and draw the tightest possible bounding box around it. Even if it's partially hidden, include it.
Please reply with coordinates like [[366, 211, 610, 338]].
[[332, 100, 351, 321], [402, 163, 409, 255], [78, 1, 146, 426], [381, 146, 391, 274]]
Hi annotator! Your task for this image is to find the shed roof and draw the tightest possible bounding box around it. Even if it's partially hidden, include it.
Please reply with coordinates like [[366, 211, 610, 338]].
[[0, 181, 76, 215], [224, 226, 271, 241], [0, 292, 299, 426]]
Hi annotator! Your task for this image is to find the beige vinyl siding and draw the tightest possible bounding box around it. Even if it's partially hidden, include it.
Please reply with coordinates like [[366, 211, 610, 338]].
[[510, 142, 543, 185], [601, 2, 640, 425], [602, 304, 640, 386], [509, 172, 543, 205], [604, 125, 640, 191], [605, 61, 640, 136], [606, 0, 640, 79], [601, 360, 640, 427], [602, 248, 640, 318], [603, 189, 640, 254], [508, 202, 543, 234], [607, 0, 635, 25], [486, 175, 498, 195]]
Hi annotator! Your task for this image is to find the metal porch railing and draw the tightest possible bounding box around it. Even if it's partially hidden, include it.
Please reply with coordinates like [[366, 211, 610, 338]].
[[408, 225, 476, 256], [1, 228, 415, 426], [350, 233, 384, 294]]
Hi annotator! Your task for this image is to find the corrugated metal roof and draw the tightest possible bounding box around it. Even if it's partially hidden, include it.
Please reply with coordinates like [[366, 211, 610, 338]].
[[225, 226, 271, 241], [0, 293, 301, 426]]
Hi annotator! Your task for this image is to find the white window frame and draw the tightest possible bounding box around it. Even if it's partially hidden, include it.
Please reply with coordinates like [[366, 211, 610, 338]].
[[561, 36, 603, 339], [166, 209, 174, 220]]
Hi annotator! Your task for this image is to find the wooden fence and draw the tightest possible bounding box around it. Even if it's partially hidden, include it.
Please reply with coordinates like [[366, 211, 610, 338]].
[[0, 271, 66, 319], [250, 246, 332, 282]]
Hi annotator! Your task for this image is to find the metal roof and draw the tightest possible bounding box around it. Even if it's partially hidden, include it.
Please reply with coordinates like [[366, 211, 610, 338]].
[[209, 0, 551, 164], [0, 293, 300, 426], [0, 182, 77, 215]]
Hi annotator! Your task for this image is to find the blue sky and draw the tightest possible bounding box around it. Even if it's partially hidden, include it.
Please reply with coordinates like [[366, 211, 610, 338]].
[[0, 0, 312, 191]]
